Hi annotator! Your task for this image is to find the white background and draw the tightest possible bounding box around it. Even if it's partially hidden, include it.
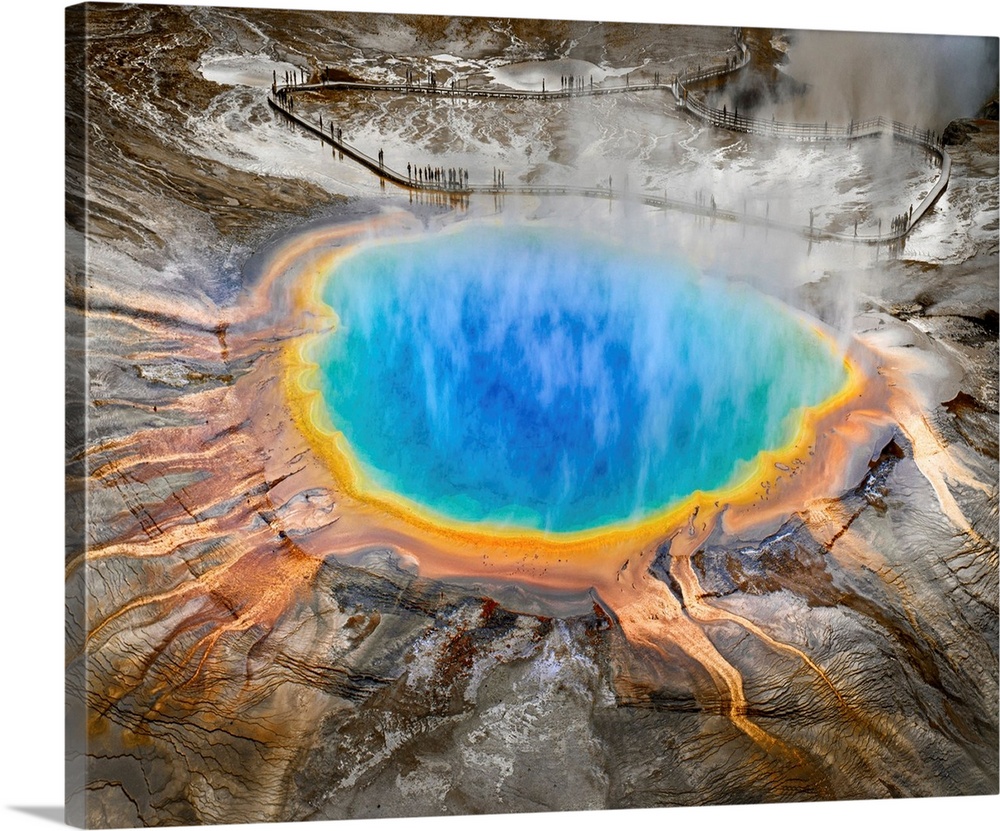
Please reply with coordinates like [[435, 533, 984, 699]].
[[3, 1, 997, 830]]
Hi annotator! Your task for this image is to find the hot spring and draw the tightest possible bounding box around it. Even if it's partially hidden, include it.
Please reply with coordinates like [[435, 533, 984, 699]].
[[295, 225, 850, 537]]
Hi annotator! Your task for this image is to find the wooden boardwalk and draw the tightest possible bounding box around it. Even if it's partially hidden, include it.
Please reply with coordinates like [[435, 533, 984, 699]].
[[268, 32, 950, 246], [286, 78, 671, 101]]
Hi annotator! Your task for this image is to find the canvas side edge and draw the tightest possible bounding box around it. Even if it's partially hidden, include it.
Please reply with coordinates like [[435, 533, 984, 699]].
[[66, 3, 90, 828]]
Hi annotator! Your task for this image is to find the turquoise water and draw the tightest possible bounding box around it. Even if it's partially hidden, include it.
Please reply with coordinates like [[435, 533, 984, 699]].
[[312, 226, 846, 533]]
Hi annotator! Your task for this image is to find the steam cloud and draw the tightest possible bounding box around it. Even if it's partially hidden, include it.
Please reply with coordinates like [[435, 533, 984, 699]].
[[781, 30, 998, 131]]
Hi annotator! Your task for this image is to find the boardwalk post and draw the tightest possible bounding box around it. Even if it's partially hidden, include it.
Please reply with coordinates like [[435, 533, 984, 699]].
[[265, 31, 946, 246]]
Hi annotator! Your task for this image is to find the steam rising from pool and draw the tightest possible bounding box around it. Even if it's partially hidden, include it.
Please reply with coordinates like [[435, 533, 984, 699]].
[[306, 226, 848, 534]]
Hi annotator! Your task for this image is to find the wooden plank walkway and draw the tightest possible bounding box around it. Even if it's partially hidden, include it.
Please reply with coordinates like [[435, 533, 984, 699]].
[[268, 32, 950, 246]]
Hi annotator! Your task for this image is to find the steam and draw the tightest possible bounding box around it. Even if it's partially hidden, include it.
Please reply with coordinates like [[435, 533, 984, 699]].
[[781, 30, 998, 131], [311, 226, 848, 533]]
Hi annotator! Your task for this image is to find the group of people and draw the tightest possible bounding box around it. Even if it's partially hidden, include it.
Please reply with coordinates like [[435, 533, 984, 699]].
[[402, 68, 439, 88], [560, 75, 591, 91], [402, 164, 508, 190], [275, 68, 307, 89], [890, 207, 913, 235], [405, 163, 471, 189]]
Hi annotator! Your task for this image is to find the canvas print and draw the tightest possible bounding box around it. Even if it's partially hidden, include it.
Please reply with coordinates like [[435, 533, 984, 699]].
[[65, 2, 999, 827]]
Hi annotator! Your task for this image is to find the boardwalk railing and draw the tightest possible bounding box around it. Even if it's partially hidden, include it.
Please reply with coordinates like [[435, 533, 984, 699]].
[[277, 78, 672, 101], [674, 35, 951, 241], [268, 30, 951, 246]]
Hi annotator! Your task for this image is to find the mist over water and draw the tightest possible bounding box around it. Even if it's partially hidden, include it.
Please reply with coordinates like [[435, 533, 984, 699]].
[[781, 30, 998, 131], [310, 225, 848, 533]]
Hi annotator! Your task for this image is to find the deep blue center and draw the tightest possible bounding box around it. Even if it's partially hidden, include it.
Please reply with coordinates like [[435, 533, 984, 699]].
[[309, 226, 846, 532]]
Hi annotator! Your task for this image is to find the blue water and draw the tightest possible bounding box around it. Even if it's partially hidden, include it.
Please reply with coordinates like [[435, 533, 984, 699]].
[[311, 226, 846, 533]]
